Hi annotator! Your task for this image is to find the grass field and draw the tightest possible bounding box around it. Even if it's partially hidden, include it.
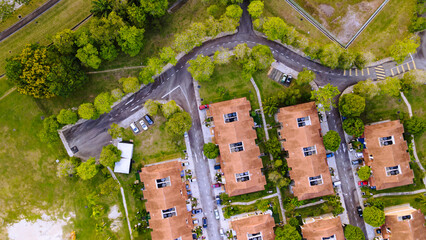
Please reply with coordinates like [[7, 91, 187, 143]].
[[0, 0, 48, 32], [291, 202, 334, 219], [361, 93, 409, 124], [132, 115, 185, 165], [0, 0, 92, 74], [373, 194, 426, 214]]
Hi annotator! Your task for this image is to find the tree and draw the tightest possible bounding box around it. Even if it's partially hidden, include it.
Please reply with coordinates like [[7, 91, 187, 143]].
[[159, 47, 177, 65], [76, 43, 102, 69], [94, 92, 114, 114], [400, 70, 426, 91], [98, 177, 119, 195], [390, 35, 420, 64], [117, 26, 144, 57], [57, 159, 77, 178], [296, 68, 315, 85], [379, 77, 401, 97], [213, 48, 232, 65], [89, 11, 124, 45], [76, 157, 98, 180], [0, 1, 14, 21], [140, 0, 168, 17], [204, 16, 222, 37], [319, 43, 342, 69], [251, 45, 274, 70], [111, 88, 123, 100], [99, 144, 122, 168], [147, 57, 164, 76], [127, 4, 146, 28], [265, 137, 282, 158], [354, 52, 374, 69], [311, 83, 340, 112], [203, 143, 220, 159], [357, 166, 371, 181], [53, 29, 76, 55], [339, 93, 365, 117], [173, 22, 207, 53], [405, 116, 425, 136], [99, 44, 118, 61], [262, 17, 288, 42], [304, 42, 321, 59], [344, 225, 365, 240], [162, 100, 181, 118], [90, 0, 113, 18], [248, 0, 264, 19], [275, 224, 302, 240], [78, 103, 97, 120], [207, 4, 220, 19], [38, 115, 60, 143], [353, 79, 380, 99], [119, 77, 140, 93], [268, 171, 291, 188], [339, 50, 356, 69], [263, 97, 278, 116], [108, 123, 124, 139], [144, 99, 161, 116], [138, 68, 155, 85], [166, 111, 192, 137], [234, 43, 251, 62], [188, 54, 215, 82], [225, 4, 242, 20], [343, 117, 365, 137], [323, 130, 341, 152], [364, 206, 385, 227], [57, 109, 78, 125]]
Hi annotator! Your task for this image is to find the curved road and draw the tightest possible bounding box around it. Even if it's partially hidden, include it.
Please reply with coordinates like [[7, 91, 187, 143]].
[[62, 1, 426, 239]]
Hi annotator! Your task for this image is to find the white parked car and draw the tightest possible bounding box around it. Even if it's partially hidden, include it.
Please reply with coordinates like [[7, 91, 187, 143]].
[[214, 208, 220, 220], [139, 119, 148, 131], [130, 123, 140, 133]]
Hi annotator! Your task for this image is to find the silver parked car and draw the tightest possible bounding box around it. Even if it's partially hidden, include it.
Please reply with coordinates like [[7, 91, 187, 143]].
[[130, 123, 140, 133], [139, 119, 148, 131]]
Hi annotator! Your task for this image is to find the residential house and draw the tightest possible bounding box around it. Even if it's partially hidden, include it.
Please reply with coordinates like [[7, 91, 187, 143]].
[[301, 214, 345, 240], [230, 212, 275, 240]]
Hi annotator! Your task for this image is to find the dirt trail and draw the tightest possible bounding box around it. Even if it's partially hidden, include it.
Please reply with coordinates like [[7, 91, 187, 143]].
[[0, 87, 16, 101]]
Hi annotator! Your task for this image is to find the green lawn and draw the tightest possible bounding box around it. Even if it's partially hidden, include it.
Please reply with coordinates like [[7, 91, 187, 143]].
[[0, 77, 13, 97], [361, 93, 409, 124], [252, 69, 286, 100], [291, 202, 334, 219], [0, 0, 48, 32], [0, 0, 92, 74], [373, 194, 426, 214], [222, 197, 282, 222], [132, 115, 185, 165], [404, 84, 426, 168], [199, 60, 259, 109]]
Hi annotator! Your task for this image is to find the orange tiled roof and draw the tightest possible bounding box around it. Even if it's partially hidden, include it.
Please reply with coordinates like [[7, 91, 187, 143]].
[[381, 204, 426, 240], [363, 120, 414, 190], [276, 102, 334, 200], [231, 214, 275, 240], [139, 161, 193, 240], [209, 98, 266, 196], [301, 215, 345, 240]]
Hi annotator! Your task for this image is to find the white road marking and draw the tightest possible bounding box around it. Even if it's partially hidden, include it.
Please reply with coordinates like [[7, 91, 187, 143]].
[[176, 69, 180, 73], [171, 73, 175, 77], [130, 106, 140, 111], [167, 77, 170, 80], [125, 99, 134, 105], [161, 85, 180, 99], [342, 143, 346, 152]]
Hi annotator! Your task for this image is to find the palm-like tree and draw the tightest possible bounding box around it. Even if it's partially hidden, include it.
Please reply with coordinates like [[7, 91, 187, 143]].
[[90, 0, 113, 18], [263, 97, 278, 116]]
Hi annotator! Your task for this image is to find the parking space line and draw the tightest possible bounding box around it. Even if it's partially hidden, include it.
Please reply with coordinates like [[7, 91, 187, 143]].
[[367, 68, 370, 75], [391, 68, 394, 76], [349, 69, 352, 76], [401, 64, 405, 72], [355, 68, 358, 76], [396, 66, 400, 74], [407, 62, 411, 71], [344, 69, 346, 76], [412, 60, 417, 69]]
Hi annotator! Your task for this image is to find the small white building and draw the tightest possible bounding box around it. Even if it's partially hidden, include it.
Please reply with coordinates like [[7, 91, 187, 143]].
[[114, 142, 134, 174]]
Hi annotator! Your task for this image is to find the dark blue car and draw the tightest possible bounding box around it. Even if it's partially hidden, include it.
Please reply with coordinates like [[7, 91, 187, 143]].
[[202, 217, 207, 228], [326, 152, 334, 158], [144, 115, 154, 125]]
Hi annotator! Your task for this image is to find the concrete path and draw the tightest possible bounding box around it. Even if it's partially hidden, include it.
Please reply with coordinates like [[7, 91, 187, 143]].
[[372, 189, 426, 198], [107, 167, 133, 240], [250, 78, 286, 224], [295, 200, 325, 209], [230, 193, 278, 206], [86, 66, 145, 74], [0, 87, 16, 101]]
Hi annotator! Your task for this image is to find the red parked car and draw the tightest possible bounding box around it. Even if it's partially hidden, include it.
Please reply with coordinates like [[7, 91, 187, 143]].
[[358, 180, 368, 186], [199, 104, 209, 110], [211, 183, 222, 188]]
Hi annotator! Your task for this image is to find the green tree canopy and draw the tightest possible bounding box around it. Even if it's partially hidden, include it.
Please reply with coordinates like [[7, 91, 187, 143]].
[[357, 166, 371, 181], [162, 100, 181, 118], [390, 35, 420, 64], [76, 157, 99, 180], [268, 171, 291, 189], [323, 130, 341, 152], [117, 26, 145, 57], [78, 103, 97, 120], [38, 115, 60, 143], [319, 43, 342, 69], [111, 88, 123, 100], [147, 57, 164, 76], [53, 29, 76, 55], [379, 77, 401, 97], [234, 43, 251, 62], [265, 137, 282, 158], [126, 3, 146, 28], [119, 77, 140, 93], [144, 99, 161, 116], [173, 22, 207, 53], [354, 51, 374, 69], [76, 43, 102, 69], [364, 206, 385, 227], [140, 0, 168, 17], [94, 92, 114, 114], [225, 4, 242, 20], [57, 159, 77, 178], [188, 54, 215, 82], [311, 83, 340, 112], [57, 109, 78, 125], [159, 47, 177, 65], [275, 224, 302, 240], [262, 17, 288, 42], [339, 93, 365, 117], [404, 116, 425, 136], [166, 111, 192, 137], [353, 79, 380, 99], [99, 144, 122, 168], [213, 48, 232, 65], [90, 0, 113, 18], [296, 68, 315, 86], [251, 44, 274, 70], [263, 97, 278, 116], [344, 224, 365, 240], [207, 4, 220, 19], [108, 123, 125, 139], [248, 0, 264, 19], [89, 11, 124, 45], [99, 43, 118, 61], [343, 117, 365, 137], [338, 50, 356, 70], [203, 143, 220, 159]]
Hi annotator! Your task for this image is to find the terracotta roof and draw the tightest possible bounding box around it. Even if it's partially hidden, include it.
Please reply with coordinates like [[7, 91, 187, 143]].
[[209, 98, 266, 196], [301, 215, 345, 240], [381, 204, 426, 240], [276, 102, 334, 200], [363, 120, 414, 190], [139, 160, 193, 240], [231, 213, 275, 240]]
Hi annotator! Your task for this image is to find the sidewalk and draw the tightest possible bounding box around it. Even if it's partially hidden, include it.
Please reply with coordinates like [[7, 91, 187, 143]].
[[372, 189, 426, 198]]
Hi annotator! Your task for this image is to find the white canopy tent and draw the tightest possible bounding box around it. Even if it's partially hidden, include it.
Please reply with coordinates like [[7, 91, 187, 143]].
[[114, 142, 134, 174]]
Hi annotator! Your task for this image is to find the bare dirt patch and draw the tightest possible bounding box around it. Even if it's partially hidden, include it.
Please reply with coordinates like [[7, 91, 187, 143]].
[[319, 4, 335, 17], [108, 205, 122, 232]]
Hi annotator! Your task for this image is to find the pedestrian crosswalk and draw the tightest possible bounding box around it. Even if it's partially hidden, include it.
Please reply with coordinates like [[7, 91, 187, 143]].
[[343, 67, 372, 77], [390, 60, 416, 77], [374, 65, 386, 80]]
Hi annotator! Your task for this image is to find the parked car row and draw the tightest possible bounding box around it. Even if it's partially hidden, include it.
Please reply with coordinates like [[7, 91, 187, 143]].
[[279, 73, 292, 85], [130, 115, 154, 134]]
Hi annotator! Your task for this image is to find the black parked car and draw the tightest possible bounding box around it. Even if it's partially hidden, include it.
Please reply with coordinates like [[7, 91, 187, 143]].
[[357, 206, 363, 217], [202, 217, 207, 228], [351, 159, 363, 165], [144, 114, 154, 125]]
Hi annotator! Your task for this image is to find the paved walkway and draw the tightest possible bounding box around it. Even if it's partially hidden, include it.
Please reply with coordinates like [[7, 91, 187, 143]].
[[372, 189, 426, 198], [86, 65, 145, 74], [107, 167, 133, 240], [250, 78, 286, 224], [230, 193, 279, 206], [0, 87, 16, 101]]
